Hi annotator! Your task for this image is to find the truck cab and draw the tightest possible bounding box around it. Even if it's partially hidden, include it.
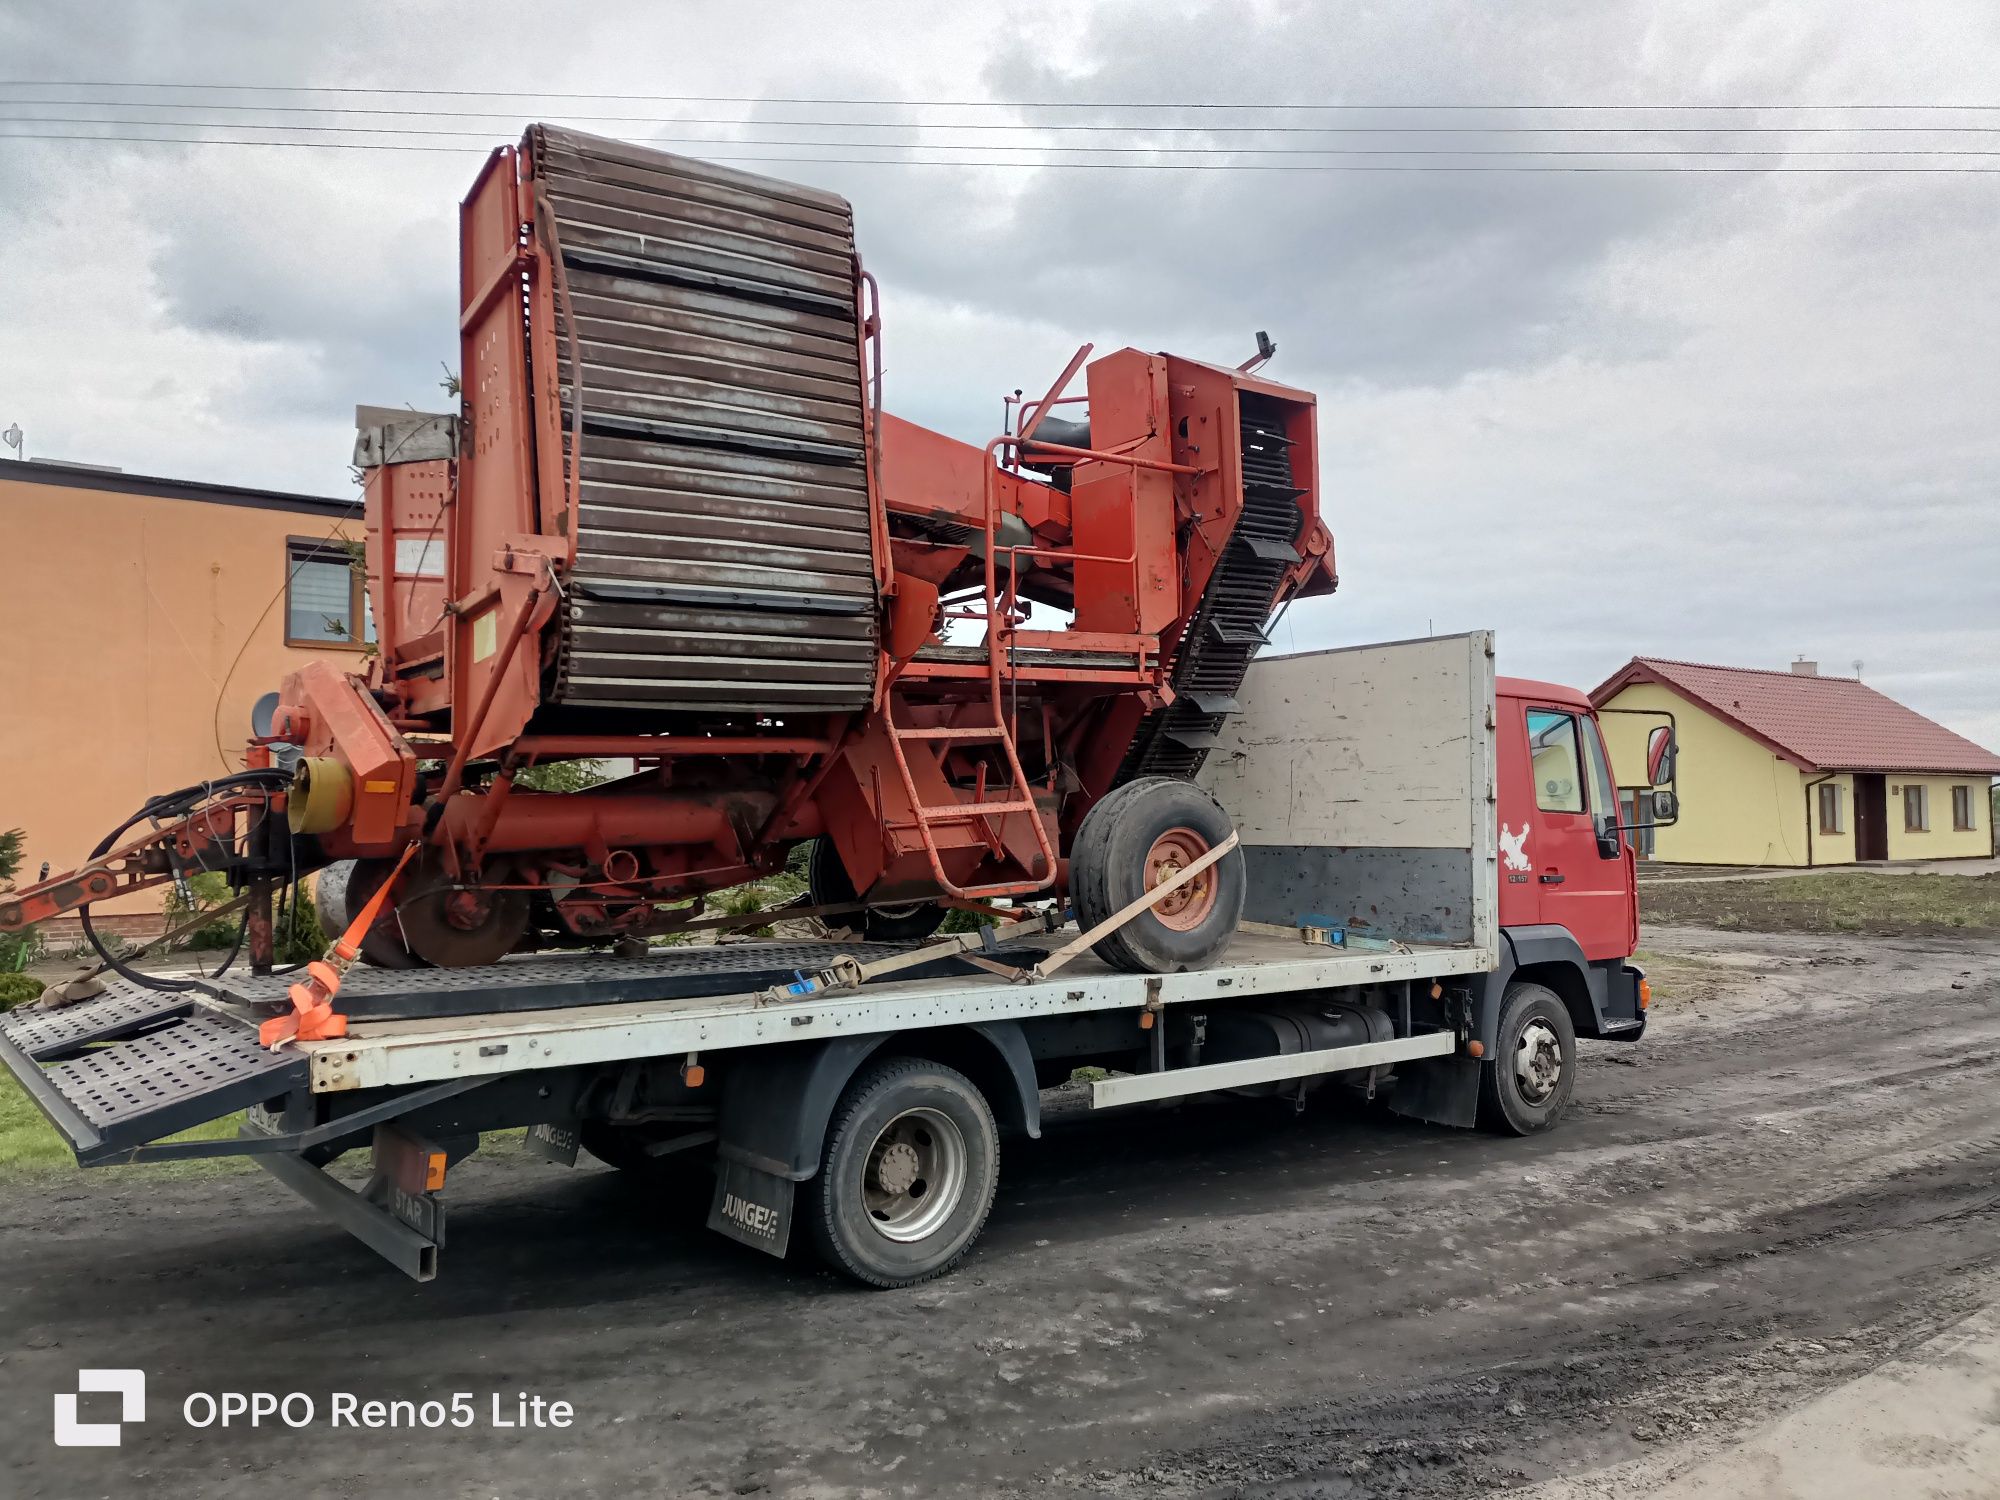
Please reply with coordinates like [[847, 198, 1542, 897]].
[[1482, 679, 1664, 1086]]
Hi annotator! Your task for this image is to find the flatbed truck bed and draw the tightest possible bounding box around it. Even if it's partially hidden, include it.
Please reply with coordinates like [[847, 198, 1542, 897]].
[[0, 633, 1659, 1287]]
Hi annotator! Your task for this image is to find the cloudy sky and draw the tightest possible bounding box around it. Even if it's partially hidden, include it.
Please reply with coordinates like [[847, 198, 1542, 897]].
[[1, 0, 1995, 748]]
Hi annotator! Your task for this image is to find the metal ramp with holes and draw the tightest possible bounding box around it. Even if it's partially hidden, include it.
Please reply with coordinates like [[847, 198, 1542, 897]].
[[0, 982, 304, 1165]]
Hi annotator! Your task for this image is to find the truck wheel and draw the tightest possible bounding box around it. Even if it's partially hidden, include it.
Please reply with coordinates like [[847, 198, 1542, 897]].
[[807, 837, 946, 943], [1072, 778, 1245, 973], [803, 1055, 999, 1288], [1478, 982, 1576, 1135]]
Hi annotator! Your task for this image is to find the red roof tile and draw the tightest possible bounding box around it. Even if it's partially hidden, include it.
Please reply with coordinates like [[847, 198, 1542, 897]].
[[1590, 658, 2000, 777]]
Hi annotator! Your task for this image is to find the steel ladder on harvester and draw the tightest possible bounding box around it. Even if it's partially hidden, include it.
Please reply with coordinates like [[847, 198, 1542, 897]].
[[877, 350, 1200, 901], [874, 367, 1058, 902]]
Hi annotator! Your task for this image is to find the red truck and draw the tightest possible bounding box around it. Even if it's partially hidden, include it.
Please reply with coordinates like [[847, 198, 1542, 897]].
[[0, 630, 1677, 1287]]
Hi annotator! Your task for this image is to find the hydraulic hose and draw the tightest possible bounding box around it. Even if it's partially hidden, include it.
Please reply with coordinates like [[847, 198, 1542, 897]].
[[78, 771, 293, 992]]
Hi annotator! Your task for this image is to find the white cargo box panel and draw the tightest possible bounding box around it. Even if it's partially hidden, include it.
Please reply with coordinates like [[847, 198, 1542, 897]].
[[1198, 630, 1497, 959]]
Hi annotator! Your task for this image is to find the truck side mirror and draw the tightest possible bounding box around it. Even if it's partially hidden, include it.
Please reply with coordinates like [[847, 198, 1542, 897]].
[[1650, 789, 1679, 824], [1645, 725, 1678, 787], [1595, 813, 1622, 859]]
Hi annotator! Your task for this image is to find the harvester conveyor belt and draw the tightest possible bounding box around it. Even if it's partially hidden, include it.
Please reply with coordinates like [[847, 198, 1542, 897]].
[[1118, 393, 1304, 783], [532, 125, 882, 717]]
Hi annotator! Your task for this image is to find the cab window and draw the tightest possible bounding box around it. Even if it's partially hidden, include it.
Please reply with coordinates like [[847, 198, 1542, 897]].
[[1584, 724, 1616, 828], [1525, 710, 1584, 814], [1581, 719, 1622, 855]]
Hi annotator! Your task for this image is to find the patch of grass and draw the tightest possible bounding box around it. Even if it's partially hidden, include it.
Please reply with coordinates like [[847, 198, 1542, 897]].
[[0, 973, 45, 1009], [716, 885, 777, 937], [1629, 947, 1735, 1008], [0, 1069, 248, 1181], [1642, 872, 2000, 939], [939, 904, 999, 934]]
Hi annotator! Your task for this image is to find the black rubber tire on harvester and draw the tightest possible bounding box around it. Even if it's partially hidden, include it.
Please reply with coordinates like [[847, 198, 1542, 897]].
[[1070, 777, 1246, 974], [806, 837, 947, 943]]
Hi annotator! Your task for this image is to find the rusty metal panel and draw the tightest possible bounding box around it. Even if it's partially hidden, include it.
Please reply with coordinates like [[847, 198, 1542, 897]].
[[456, 143, 550, 754], [528, 125, 878, 715]]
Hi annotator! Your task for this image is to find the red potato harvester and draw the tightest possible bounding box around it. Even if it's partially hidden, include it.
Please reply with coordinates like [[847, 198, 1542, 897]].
[[1, 126, 1335, 982]]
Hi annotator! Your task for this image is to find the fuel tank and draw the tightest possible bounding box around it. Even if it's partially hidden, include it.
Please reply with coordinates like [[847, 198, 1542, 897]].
[[1199, 1001, 1398, 1098]]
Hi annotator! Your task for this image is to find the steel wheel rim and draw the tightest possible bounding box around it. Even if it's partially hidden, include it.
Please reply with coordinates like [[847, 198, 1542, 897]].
[[1514, 1018, 1564, 1104], [1143, 828, 1217, 932], [861, 1106, 967, 1242]]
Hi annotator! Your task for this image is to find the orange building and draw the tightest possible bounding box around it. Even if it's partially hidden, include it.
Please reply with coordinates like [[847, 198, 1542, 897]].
[[0, 458, 364, 934]]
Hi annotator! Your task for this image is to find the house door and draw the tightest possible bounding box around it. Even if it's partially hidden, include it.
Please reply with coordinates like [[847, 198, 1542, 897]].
[[1854, 774, 1888, 861]]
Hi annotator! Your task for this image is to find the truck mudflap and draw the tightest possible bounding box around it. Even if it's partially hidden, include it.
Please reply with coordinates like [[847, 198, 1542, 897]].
[[708, 1159, 796, 1258], [0, 978, 305, 1165]]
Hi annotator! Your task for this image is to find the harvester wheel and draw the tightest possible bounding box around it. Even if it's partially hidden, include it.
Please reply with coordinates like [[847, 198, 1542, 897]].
[[1072, 778, 1245, 974], [806, 837, 946, 943], [394, 856, 532, 969], [320, 858, 424, 969]]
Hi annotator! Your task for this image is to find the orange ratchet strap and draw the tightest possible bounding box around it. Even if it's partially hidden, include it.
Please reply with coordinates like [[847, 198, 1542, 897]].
[[259, 843, 418, 1048]]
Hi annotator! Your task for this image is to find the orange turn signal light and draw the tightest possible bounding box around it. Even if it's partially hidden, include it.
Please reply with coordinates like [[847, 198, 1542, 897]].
[[1466, 1039, 1486, 1058], [1639, 978, 1652, 1010], [1138, 1011, 1156, 1030], [682, 1063, 706, 1088]]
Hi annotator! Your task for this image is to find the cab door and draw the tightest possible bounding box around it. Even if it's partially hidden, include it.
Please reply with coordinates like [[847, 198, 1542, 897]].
[[1520, 706, 1635, 959]]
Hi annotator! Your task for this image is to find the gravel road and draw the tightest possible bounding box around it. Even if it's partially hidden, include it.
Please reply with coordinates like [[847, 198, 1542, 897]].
[[3, 926, 1996, 1498]]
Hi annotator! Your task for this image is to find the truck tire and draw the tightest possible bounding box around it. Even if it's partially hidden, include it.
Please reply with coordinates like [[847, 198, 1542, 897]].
[[807, 837, 947, 943], [802, 1055, 999, 1288], [1478, 982, 1576, 1135], [1071, 778, 1245, 973]]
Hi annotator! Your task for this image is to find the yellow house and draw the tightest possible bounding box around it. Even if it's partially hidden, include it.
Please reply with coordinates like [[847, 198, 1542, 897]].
[[0, 458, 364, 935], [1592, 657, 1999, 867]]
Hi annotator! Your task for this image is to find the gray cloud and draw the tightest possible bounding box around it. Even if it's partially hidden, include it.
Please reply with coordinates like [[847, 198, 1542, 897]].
[[0, 0, 1995, 749]]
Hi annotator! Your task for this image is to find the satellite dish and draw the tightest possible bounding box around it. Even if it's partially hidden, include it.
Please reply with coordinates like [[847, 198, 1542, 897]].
[[251, 691, 281, 738], [2, 424, 21, 453]]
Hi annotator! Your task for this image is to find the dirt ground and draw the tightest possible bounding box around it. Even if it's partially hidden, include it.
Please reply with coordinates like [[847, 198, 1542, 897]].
[[3, 925, 1997, 1499], [1637, 871, 2000, 938]]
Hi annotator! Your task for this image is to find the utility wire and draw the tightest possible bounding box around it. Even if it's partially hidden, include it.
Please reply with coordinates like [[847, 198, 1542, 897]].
[[9, 116, 2000, 157], [5, 132, 1999, 171], [6, 101, 2000, 134], [7, 81, 2000, 110]]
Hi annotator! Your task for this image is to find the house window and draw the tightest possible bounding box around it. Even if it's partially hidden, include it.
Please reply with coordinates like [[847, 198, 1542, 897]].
[[1620, 790, 1657, 857], [1817, 783, 1844, 835], [1953, 784, 1975, 831], [1525, 710, 1584, 814], [286, 538, 373, 647], [1903, 783, 1930, 833]]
